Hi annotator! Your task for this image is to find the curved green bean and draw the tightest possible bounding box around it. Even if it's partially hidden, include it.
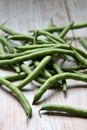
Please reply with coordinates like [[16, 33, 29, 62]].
[[0, 77, 32, 118], [33, 72, 87, 104], [0, 24, 21, 35], [39, 104, 87, 117]]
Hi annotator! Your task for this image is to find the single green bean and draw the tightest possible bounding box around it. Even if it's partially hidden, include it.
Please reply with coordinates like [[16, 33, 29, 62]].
[[72, 48, 87, 66], [0, 42, 5, 54], [16, 56, 51, 89], [62, 65, 86, 71], [33, 72, 87, 104], [34, 30, 38, 45], [4, 72, 27, 81], [79, 38, 87, 49], [0, 77, 32, 118], [53, 63, 67, 93], [39, 104, 87, 117], [59, 21, 74, 38], [0, 24, 21, 35], [0, 36, 14, 53], [15, 44, 56, 51], [44, 22, 87, 33]]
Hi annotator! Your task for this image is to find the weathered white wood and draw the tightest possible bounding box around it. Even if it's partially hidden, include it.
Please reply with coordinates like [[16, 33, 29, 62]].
[[65, 0, 87, 37], [0, 0, 87, 130]]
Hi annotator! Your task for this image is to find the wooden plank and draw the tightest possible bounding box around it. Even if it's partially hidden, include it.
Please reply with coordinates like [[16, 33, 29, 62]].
[[0, 0, 72, 36], [0, 0, 87, 130], [65, 0, 87, 37]]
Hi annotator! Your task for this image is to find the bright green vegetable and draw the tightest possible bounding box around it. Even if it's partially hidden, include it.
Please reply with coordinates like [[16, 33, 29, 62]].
[[39, 104, 87, 117], [0, 77, 32, 118], [16, 56, 51, 89], [33, 72, 87, 104]]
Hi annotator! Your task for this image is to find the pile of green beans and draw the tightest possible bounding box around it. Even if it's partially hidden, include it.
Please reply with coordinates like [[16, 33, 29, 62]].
[[0, 20, 87, 121]]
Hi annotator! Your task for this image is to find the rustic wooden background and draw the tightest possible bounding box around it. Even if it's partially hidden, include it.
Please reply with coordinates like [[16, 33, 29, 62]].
[[0, 0, 87, 130]]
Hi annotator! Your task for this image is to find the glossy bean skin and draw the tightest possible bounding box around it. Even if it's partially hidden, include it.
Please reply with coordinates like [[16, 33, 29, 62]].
[[0, 77, 32, 118], [33, 72, 87, 104], [39, 104, 87, 117]]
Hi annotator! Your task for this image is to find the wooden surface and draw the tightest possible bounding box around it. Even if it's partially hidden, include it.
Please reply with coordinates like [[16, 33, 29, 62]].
[[0, 0, 87, 130]]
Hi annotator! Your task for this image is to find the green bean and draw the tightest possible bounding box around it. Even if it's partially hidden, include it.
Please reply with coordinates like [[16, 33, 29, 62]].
[[34, 61, 52, 78], [0, 36, 20, 73], [15, 44, 56, 51], [16, 56, 51, 89], [39, 104, 87, 117], [62, 65, 86, 71], [0, 36, 14, 53], [72, 48, 87, 66], [9, 35, 50, 44], [44, 22, 87, 33], [30, 30, 65, 44], [53, 63, 67, 93], [0, 47, 54, 59], [48, 18, 56, 28], [59, 21, 74, 38], [79, 38, 87, 49], [0, 77, 32, 118], [20, 63, 46, 84], [0, 42, 5, 54], [34, 30, 38, 45], [0, 49, 74, 66], [33, 72, 87, 104], [15, 44, 87, 58], [0, 24, 21, 35], [4, 72, 27, 81]]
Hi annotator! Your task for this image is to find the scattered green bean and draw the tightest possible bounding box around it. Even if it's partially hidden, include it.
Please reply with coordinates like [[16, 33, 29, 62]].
[[0, 77, 32, 118], [39, 104, 87, 117], [44, 22, 87, 33], [79, 38, 87, 49], [16, 56, 51, 89], [33, 72, 87, 104]]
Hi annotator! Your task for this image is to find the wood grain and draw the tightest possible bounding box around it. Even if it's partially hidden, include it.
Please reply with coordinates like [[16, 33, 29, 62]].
[[65, 0, 87, 38], [0, 0, 87, 130]]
